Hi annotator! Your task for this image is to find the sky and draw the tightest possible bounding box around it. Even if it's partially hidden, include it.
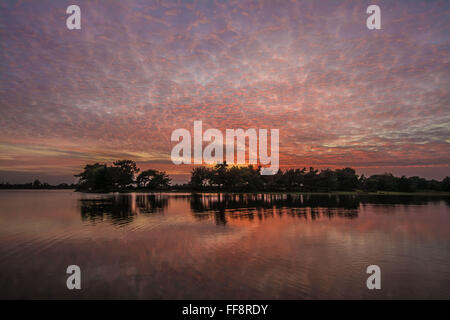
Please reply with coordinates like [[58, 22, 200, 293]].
[[0, 0, 449, 184]]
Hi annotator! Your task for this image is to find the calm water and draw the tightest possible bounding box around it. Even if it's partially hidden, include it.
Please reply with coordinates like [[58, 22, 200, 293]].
[[0, 190, 449, 299]]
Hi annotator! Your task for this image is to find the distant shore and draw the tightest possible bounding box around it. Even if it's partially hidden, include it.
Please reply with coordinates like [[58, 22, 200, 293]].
[[2, 188, 449, 196], [2, 161, 449, 196]]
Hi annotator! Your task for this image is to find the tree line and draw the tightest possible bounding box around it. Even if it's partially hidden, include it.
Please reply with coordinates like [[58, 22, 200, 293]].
[[0, 179, 76, 190], [74, 160, 171, 192], [2, 160, 449, 193], [188, 163, 450, 193]]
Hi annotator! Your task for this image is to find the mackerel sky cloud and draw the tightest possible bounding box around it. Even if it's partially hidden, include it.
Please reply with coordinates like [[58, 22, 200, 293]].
[[0, 0, 449, 183]]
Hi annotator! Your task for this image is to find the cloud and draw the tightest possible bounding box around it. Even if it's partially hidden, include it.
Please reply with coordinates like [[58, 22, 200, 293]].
[[0, 0, 449, 182]]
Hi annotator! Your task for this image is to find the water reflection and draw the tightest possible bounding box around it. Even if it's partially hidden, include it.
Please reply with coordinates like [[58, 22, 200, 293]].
[[190, 193, 361, 225], [359, 194, 450, 206], [78, 193, 450, 226], [80, 193, 168, 225], [1, 190, 449, 299]]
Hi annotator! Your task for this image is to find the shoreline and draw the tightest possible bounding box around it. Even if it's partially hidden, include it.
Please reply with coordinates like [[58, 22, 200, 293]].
[[2, 189, 449, 196]]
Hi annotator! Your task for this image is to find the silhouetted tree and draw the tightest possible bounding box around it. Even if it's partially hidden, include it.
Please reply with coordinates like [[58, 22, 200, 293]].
[[398, 176, 414, 192], [212, 162, 228, 189], [137, 169, 171, 189], [112, 160, 140, 189], [190, 166, 214, 190], [74, 163, 113, 192], [74, 160, 170, 192], [318, 169, 338, 192], [336, 167, 359, 191], [442, 177, 450, 192], [72, 160, 449, 193], [33, 179, 41, 188], [362, 173, 397, 192], [303, 167, 319, 191]]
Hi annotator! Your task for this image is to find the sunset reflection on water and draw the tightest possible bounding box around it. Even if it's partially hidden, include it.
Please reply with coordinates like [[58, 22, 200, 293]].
[[0, 190, 449, 299]]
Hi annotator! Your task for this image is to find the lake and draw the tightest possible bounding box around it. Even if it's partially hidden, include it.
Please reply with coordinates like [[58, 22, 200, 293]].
[[0, 190, 449, 299]]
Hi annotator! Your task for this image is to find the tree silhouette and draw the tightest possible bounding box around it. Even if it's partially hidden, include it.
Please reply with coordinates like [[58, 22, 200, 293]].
[[190, 166, 214, 190], [72, 160, 449, 193], [442, 177, 450, 191], [75, 163, 112, 192], [137, 169, 171, 189], [33, 179, 42, 188], [74, 160, 169, 192], [112, 160, 140, 189]]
